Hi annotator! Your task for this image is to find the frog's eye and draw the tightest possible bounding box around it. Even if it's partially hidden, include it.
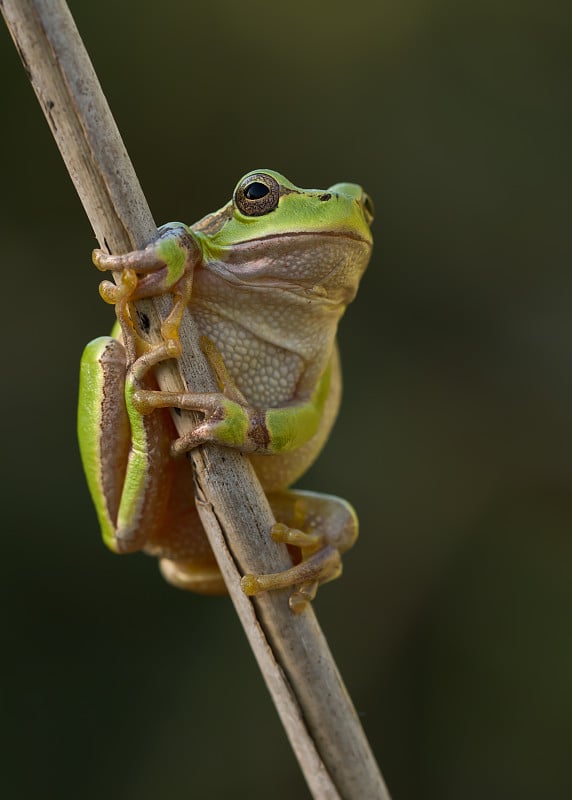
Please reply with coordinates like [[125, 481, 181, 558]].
[[235, 173, 280, 217], [362, 192, 375, 226]]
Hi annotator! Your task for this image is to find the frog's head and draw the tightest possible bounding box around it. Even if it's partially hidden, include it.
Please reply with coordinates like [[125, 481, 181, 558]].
[[192, 169, 374, 306]]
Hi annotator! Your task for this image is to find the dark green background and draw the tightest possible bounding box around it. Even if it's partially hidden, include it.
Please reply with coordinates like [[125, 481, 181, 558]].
[[1, 1, 570, 798]]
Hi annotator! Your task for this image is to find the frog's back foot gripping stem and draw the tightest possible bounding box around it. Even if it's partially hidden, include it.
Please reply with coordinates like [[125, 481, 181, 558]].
[[241, 545, 342, 614], [241, 489, 359, 613]]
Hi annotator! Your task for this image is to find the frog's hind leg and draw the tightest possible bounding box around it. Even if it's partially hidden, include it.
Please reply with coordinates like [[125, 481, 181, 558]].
[[144, 446, 226, 595], [241, 489, 358, 613]]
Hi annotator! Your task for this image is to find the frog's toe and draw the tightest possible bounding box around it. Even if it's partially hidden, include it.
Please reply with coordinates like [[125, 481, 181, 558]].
[[98, 267, 139, 305], [270, 522, 323, 550], [288, 580, 319, 614]]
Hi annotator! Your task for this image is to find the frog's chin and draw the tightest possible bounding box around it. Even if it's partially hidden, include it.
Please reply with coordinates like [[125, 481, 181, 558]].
[[202, 231, 371, 293]]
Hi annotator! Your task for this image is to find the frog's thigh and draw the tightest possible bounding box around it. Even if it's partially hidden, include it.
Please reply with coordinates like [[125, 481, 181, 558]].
[[145, 452, 226, 595], [78, 335, 173, 554], [268, 488, 359, 554]]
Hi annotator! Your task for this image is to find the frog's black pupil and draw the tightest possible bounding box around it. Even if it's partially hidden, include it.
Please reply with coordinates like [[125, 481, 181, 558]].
[[244, 182, 270, 200]]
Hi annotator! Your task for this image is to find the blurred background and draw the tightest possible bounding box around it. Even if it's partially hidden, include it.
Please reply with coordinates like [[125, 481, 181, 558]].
[[1, 1, 570, 797]]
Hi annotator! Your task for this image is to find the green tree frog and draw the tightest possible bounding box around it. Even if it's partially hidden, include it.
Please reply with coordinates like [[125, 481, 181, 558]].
[[78, 169, 374, 611]]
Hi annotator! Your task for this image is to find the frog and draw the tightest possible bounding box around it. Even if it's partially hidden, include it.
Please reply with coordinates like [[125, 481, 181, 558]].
[[78, 169, 374, 612]]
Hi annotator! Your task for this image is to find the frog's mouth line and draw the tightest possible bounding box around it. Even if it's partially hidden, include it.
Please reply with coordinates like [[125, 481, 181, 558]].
[[231, 229, 372, 247]]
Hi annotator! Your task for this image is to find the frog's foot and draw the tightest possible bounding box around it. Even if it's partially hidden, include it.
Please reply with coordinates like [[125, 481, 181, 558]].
[[127, 387, 262, 455], [93, 226, 200, 356], [92, 225, 199, 295], [241, 489, 359, 613], [241, 544, 342, 613]]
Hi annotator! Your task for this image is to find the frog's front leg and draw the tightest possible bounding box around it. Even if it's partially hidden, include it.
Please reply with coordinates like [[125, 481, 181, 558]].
[[241, 489, 359, 613], [93, 224, 200, 356], [131, 353, 333, 457]]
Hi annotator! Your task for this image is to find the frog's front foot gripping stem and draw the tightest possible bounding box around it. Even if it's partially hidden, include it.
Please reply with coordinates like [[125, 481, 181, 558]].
[[92, 226, 200, 357]]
